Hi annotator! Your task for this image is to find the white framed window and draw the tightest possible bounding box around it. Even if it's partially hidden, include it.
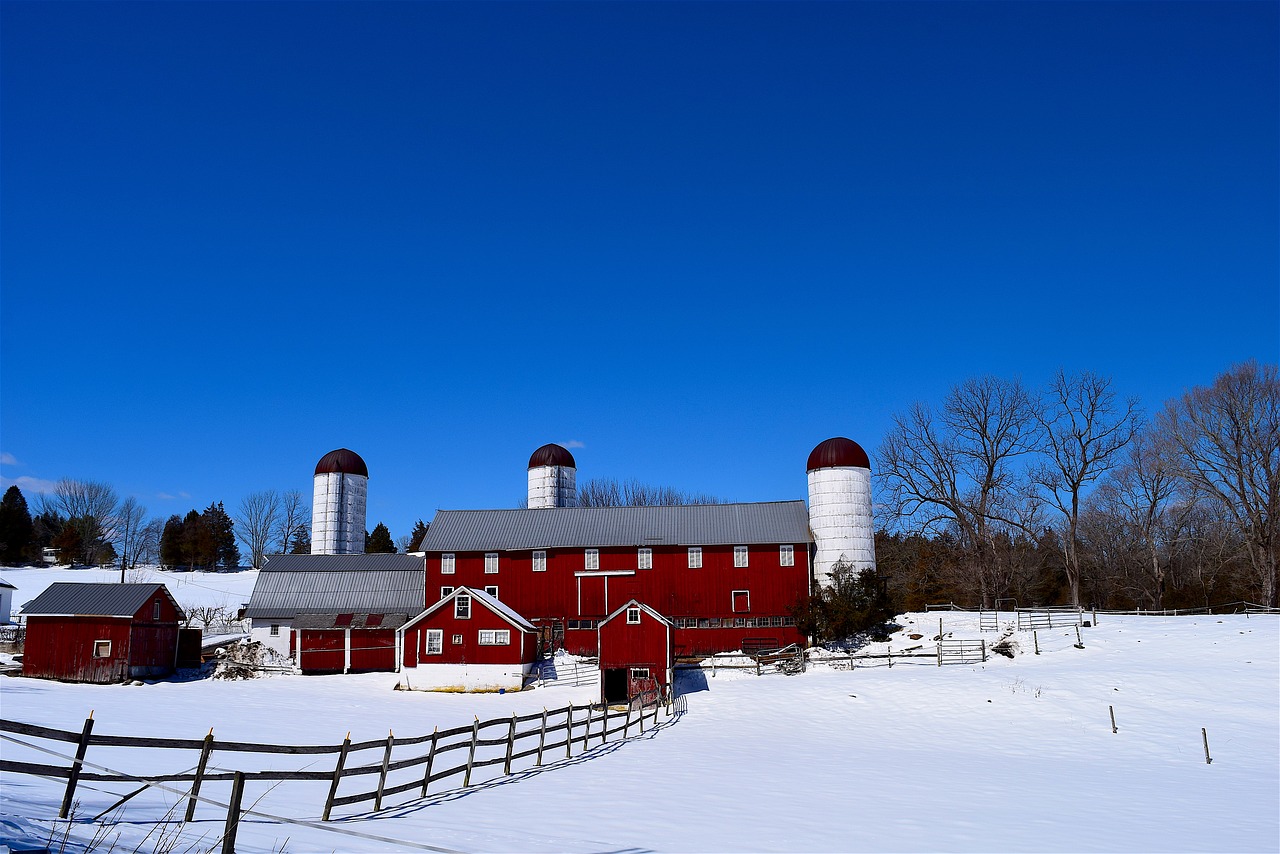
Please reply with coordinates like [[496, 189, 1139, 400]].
[[780, 544, 794, 567], [734, 546, 749, 567], [440, 586, 455, 599], [425, 629, 443, 655], [532, 550, 547, 572], [485, 552, 499, 574], [687, 547, 702, 569], [455, 594, 471, 619], [93, 640, 111, 658], [733, 590, 750, 613], [479, 629, 511, 645], [452, 633, 463, 645], [269, 624, 280, 637], [627, 606, 641, 624], [485, 585, 499, 599], [584, 549, 599, 570], [153, 601, 161, 620], [630, 667, 650, 679], [637, 548, 652, 569], [441, 553, 456, 575]]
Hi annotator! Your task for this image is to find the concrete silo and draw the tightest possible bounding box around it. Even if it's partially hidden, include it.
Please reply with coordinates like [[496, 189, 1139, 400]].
[[806, 437, 876, 589], [527, 444, 577, 509], [311, 448, 369, 555]]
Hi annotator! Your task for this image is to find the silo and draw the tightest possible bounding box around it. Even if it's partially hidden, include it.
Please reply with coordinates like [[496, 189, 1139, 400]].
[[806, 437, 876, 589], [527, 444, 577, 509], [311, 448, 369, 554]]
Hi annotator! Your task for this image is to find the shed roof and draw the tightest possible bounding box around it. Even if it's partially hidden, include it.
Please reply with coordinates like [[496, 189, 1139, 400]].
[[244, 554, 425, 619], [293, 613, 410, 630], [21, 583, 184, 620], [0, 577, 16, 590], [402, 587, 536, 635], [418, 501, 813, 552]]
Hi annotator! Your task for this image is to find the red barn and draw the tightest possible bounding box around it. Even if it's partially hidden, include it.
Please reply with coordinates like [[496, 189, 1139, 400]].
[[20, 583, 186, 684], [294, 613, 406, 674], [598, 599, 673, 704], [398, 587, 536, 689]]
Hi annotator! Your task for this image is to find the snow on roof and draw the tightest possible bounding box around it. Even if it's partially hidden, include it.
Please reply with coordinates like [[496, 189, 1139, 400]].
[[402, 586, 536, 634]]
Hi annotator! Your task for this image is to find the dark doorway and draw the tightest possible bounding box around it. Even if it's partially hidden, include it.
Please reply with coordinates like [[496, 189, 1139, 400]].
[[603, 668, 629, 703]]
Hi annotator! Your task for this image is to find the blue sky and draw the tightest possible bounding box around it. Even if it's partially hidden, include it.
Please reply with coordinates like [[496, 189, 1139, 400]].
[[2, 1, 1276, 545]]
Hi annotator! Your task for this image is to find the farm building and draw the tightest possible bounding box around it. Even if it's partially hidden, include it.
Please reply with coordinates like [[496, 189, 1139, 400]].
[[398, 586, 537, 689], [241, 553, 425, 658], [20, 582, 186, 683], [0, 577, 15, 624], [293, 612, 408, 674], [598, 599, 673, 704]]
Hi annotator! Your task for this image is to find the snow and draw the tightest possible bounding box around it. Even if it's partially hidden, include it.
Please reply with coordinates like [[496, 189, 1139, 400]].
[[1, 570, 1276, 852]]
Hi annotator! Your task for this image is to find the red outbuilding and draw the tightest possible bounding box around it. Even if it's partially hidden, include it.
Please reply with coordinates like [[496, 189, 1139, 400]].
[[598, 599, 674, 704], [399, 587, 537, 675], [20, 583, 186, 684], [294, 613, 406, 674]]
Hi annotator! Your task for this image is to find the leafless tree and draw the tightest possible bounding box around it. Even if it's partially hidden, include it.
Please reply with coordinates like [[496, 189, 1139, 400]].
[[236, 490, 281, 569], [577, 478, 725, 507], [137, 518, 164, 566], [275, 489, 308, 555], [44, 478, 120, 566], [115, 496, 150, 579], [1159, 361, 1280, 606], [1034, 370, 1141, 607], [876, 376, 1042, 607]]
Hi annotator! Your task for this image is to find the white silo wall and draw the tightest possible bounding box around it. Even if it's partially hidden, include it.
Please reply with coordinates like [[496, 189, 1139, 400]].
[[528, 465, 577, 509], [807, 465, 876, 588], [311, 472, 368, 554]]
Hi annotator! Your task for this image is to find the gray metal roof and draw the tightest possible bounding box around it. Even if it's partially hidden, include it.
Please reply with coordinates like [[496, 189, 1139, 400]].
[[292, 613, 410, 630], [418, 501, 814, 552], [244, 554, 425, 619], [21, 582, 184, 620]]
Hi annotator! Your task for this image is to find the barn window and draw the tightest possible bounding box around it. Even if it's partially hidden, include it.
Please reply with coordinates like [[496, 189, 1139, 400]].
[[485, 585, 499, 599], [780, 544, 794, 567], [637, 548, 652, 570], [441, 586, 455, 599], [270, 624, 280, 636], [441, 553, 456, 574], [627, 607, 641, 624], [455, 594, 471, 619], [479, 630, 511, 645], [630, 667, 649, 679], [687, 547, 702, 569], [485, 553, 499, 574], [92, 640, 111, 658], [584, 549, 599, 570], [734, 546, 749, 567], [425, 630, 443, 655], [733, 590, 750, 612], [452, 634, 463, 645], [153, 601, 161, 620], [532, 550, 547, 572]]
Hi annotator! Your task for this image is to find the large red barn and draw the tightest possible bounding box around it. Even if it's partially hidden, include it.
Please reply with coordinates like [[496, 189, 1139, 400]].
[[20, 583, 186, 684], [598, 599, 673, 704]]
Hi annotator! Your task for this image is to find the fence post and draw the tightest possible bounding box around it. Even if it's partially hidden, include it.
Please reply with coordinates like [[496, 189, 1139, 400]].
[[374, 730, 394, 811], [322, 733, 351, 821], [583, 705, 593, 751], [639, 700, 646, 735], [565, 706, 573, 758], [503, 714, 517, 775], [600, 705, 609, 745], [981, 640, 986, 663], [1202, 728, 1212, 764], [59, 712, 95, 819], [623, 702, 632, 738], [536, 709, 547, 767], [421, 728, 438, 797], [937, 642, 942, 667], [1034, 631, 1040, 655], [184, 728, 215, 823], [221, 771, 245, 854], [463, 717, 480, 787], [1110, 705, 1118, 734]]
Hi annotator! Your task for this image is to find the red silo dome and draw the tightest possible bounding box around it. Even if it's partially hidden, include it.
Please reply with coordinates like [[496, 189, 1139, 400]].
[[528, 443, 576, 469], [806, 437, 870, 471], [314, 448, 369, 478]]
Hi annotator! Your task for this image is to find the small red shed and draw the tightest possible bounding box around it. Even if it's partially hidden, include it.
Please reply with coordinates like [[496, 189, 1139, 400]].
[[294, 613, 406, 674], [399, 587, 537, 671], [20, 583, 186, 684], [598, 599, 673, 704]]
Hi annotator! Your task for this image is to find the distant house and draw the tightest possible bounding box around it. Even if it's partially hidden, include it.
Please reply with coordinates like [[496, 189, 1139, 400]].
[[20, 583, 186, 683], [398, 587, 537, 689], [241, 553, 425, 661], [598, 599, 673, 704], [294, 612, 408, 674], [0, 578, 15, 624]]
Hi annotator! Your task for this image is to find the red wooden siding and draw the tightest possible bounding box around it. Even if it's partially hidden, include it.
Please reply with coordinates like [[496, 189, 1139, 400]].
[[350, 629, 397, 671], [403, 595, 535, 667]]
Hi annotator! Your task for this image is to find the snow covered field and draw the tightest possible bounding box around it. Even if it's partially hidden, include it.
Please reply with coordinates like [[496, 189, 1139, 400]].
[[1, 567, 1277, 853]]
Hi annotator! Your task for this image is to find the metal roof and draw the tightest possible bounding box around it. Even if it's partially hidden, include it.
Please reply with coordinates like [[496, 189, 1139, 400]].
[[0, 577, 16, 590], [244, 554, 425, 619], [418, 501, 814, 552], [402, 586, 536, 634], [21, 582, 184, 620], [292, 613, 410, 630]]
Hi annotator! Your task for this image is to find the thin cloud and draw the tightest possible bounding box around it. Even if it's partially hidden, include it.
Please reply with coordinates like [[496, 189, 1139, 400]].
[[156, 491, 192, 501], [561, 440, 586, 449], [0, 475, 57, 495], [0, 452, 18, 466]]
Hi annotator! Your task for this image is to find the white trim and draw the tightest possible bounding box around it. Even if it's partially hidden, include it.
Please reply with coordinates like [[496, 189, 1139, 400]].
[[732, 590, 750, 613], [573, 570, 635, 577]]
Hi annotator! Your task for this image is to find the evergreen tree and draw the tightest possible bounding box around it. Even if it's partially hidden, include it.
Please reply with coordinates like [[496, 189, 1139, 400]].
[[160, 515, 184, 568], [366, 522, 395, 553], [202, 501, 240, 568], [0, 485, 34, 564], [791, 560, 897, 644], [181, 509, 214, 569], [289, 524, 310, 554], [406, 519, 429, 552], [50, 521, 84, 567]]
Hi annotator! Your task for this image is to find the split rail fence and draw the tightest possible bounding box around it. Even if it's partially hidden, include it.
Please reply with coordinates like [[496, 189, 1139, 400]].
[[0, 688, 677, 831]]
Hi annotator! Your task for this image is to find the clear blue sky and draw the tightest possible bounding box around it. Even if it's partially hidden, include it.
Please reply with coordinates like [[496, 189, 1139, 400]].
[[2, 1, 1276, 545]]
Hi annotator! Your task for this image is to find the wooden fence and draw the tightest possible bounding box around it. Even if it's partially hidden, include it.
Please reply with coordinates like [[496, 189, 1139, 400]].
[[0, 688, 675, 831]]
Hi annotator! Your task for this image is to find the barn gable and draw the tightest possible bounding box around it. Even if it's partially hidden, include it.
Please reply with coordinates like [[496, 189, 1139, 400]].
[[22, 582, 185, 622]]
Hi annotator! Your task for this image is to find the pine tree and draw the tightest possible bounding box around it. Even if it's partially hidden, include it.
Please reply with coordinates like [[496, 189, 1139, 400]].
[[289, 524, 310, 554], [202, 501, 240, 568], [160, 515, 184, 568], [51, 522, 83, 567], [366, 522, 395, 553], [0, 485, 34, 564], [407, 519, 429, 552]]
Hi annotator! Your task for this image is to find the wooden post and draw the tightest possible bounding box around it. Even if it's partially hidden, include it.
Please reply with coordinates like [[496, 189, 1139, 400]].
[[535, 709, 547, 767], [322, 733, 351, 821], [887, 646, 892, 668], [600, 705, 609, 745], [503, 714, 517, 775], [981, 639, 986, 663], [1093, 608, 1098, 626], [184, 729, 214, 823], [1202, 728, 1212, 764], [463, 717, 480, 787], [583, 704, 593, 751], [1109, 705, 1118, 734], [60, 712, 95, 819], [565, 706, 574, 758], [623, 703, 632, 738], [1034, 631, 1040, 655], [374, 730, 394, 811], [221, 771, 245, 854], [1075, 626, 1085, 649], [638, 701, 645, 735], [937, 642, 942, 667], [421, 728, 438, 796]]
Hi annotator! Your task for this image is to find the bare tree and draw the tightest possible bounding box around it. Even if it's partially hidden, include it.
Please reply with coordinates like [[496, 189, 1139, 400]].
[[1034, 370, 1141, 607], [236, 490, 281, 569], [577, 478, 725, 507], [876, 376, 1042, 607], [137, 518, 164, 566], [115, 496, 150, 579], [275, 490, 308, 555], [1159, 361, 1280, 607], [45, 479, 120, 566]]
